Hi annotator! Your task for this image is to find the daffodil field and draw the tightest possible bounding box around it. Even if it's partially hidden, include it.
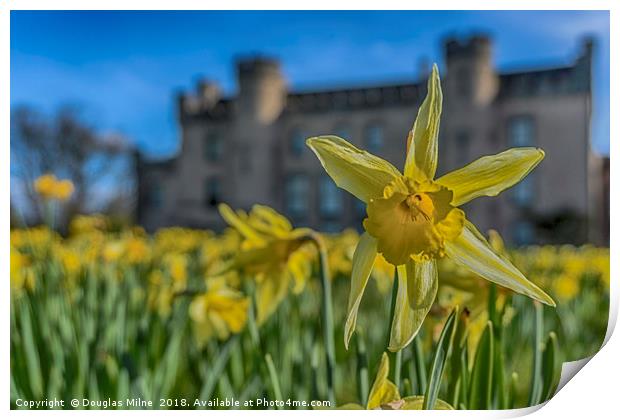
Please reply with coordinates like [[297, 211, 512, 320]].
[[10, 215, 609, 409], [10, 65, 609, 410]]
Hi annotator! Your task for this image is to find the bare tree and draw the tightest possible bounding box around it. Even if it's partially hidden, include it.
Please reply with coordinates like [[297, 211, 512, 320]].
[[11, 105, 135, 227]]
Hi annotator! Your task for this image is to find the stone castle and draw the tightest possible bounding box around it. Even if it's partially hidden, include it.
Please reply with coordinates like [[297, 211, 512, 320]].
[[137, 35, 608, 245]]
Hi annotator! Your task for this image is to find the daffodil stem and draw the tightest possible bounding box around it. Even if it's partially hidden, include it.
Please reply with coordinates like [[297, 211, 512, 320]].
[[356, 333, 369, 406], [387, 271, 402, 389], [306, 233, 336, 405], [394, 349, 402, 390]]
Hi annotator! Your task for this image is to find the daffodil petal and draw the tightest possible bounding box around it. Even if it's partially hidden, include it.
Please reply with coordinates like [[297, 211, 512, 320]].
[[306, 136, 401, 203], [436, 148, 545, 206], [367, 353, 401, 409], [404, 64, 442, 181], [445, 220, 555, 306], [255, 269, 290, 325], [344, 232, 378, 349], [388, 260, 438, 352], [218, 203, 265, 245]]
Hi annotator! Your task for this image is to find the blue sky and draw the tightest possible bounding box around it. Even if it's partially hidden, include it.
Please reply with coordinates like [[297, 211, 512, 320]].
[[11, 10, 610, 158]]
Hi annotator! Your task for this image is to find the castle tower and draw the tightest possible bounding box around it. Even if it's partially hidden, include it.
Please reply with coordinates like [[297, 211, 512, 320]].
[[236, 57, 287, 124], [232, 57, 287, 209], [441, 35, 500, 235], [444, 35, 498, 107]]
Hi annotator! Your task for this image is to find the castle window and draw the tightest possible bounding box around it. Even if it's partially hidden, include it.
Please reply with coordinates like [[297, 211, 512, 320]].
[[508, 116, 536, 206], [508, 116, 535, 147], [456, 130, 470, 167], [285, 174, 309, 220], [204, 132, 223, 162], [319, 175, 342, 218], [148, 183, 163, 209], [365, 124, 384, 153], [204, 177, 221, 208], [456, 67, 472, 99], [290, 127, 306, 157], [513, 175, 534, 207]]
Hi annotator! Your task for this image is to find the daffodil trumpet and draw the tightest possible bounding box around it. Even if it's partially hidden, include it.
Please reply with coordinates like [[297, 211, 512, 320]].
[[307, 64, 555, 353]]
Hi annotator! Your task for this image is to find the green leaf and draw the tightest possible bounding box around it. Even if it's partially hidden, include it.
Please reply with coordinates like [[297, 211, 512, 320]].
[[468, 321, 494, 409], [356, 334, 369, 407], [19, 301, 43, 399], [528, 302, 544, 406], [423, 307, 458, 410], [411, 334, 427, 394], [541, 332, 560, 402], [198, 336, 238, 402], [447, 311, 469, 409], [508, 372, 519, 409], [265, 353, 283, 409]]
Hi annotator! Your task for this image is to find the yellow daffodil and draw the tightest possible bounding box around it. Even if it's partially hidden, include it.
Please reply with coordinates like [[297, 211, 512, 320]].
[[124, 236, 151, 265], [57, 247, 82, 277], [164, 253, 188, 291], [69, 214, 108, 235], [554, 274, 579, 301], [34, 173, 74, 201], [102, 240, 125, 263], [10, 247, 36, 292], [189, 279, 250, 345], [218, 203, 316, 325], [33, 174, 57, 198], [307, 64, 555, 351], [339, 353, 453, 410], [147, 269, 174, 318]]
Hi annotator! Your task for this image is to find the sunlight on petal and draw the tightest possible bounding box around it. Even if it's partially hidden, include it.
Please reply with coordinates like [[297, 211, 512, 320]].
[[445, 220, 555, 306], [307, 136, 401, 203], [436, 148, 545, 206], [404, 64, 442, 181]]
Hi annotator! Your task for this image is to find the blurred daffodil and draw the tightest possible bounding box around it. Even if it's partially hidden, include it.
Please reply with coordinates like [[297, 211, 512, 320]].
[[189, 279, 249, 345], [307, 64, 554, 351], [34, 173, 74, 201], [10, 248, 36, 293], [339, 352, 453, 410], [218, 203, 316, 325]]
